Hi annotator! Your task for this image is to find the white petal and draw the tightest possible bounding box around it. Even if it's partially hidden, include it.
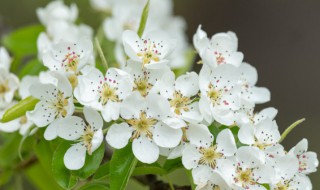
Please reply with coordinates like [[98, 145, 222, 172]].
[[57, 116, 84, 140], [19, 76, 39, 99], [187, 123, 213, 147], [122, 30, 141, 61], [175, 72, 199, 97], [84, 106, 103, 130], [0, 118, 21, 132], [64, 143, 87, 170], [90, 129, 103, 154], [132, 136, 159, 164], [153, 122, 182, 148], [120, 91, 145, 119], [44, 120, 59, 140], [236, 146, 265, 169], [101, 101, 120, 122], [239, 62, 258, 85], [182, 144, 202, 169], [199, 95, 212, 124], [106, 123, 133, 149], [255, 119, 280, 144], [216, 129, 237, 156], [147, 93, 171, 119], [238, 125, 255, 145], [162, 117, 186, 129], [275, 154, 299, 181], [27, 101, 56, 127]]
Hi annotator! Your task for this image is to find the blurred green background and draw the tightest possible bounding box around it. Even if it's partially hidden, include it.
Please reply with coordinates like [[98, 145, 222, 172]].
[[0, 0, 319, 189]]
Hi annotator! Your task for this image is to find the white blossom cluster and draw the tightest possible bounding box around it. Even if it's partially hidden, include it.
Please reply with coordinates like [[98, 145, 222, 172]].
[[91, 0, 189, 69], [0, 1, 318, 190]]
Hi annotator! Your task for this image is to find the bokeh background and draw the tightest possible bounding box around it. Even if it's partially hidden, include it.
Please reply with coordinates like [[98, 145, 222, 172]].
[[0, 0, 319, 189]]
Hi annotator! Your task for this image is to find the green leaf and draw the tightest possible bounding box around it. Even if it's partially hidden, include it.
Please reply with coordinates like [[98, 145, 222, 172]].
[[2, 24, 44, 56], [185, 169, 196, 190], [110, 143, 138, 190], [1, 96, 39, 123], [73, 143, 105, 179], [137, 0, 150, 37], [163, 157, 183, 173], [79, 182, 109, 190], [132, 162, 167, 176], [18, 58, 47, 79], [52, 141, 78, 189], [34, 137, 55, 173], [93, 162, 110, 180]]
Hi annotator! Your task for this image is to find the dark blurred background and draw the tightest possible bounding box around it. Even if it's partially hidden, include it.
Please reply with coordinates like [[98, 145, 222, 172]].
[[0, 0, 319, 188]]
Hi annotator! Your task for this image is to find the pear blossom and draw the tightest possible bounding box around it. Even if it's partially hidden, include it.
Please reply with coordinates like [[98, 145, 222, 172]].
[[289, 139, 319, 174], [0, 47, 11, 71], [122, 30, 175, 69], [238, 63, 270, 108], [199, 64, 240, 125], [182, 129, 236, 170], [42, 39, 94, 76], [74, 66, 132, 122], [27, 71, 74, 139], [193, 25, 244, 68], [238, 118, 281, 153], [124, 60, 170, 97], [56, 107, 104, 170], [36, 1, 78, 26], [106, 92, 182, 163], [235, 107, 278, 128], [159, 71, 202, 124], [192, 166, 231, 190], [229, 146, 275, 189], [0, 68, 19, 109], [270, 174, 312, 190]]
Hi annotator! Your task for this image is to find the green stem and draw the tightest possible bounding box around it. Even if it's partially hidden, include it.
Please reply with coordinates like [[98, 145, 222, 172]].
[[95, 37, 108, 71], [279, 118, 305, 143], [74, 106, 83, 113], [185, 169, 196, 190], [165, 175, 175, 190]]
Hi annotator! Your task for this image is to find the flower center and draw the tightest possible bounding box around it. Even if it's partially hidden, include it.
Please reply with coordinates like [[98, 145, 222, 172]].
[[81, 125, 94, 155], [99, 83, 119, 105], [63, 51, 79, 72], [0, 82, 9, 95], [54, 91, 69, 118], [198, 145, 223, 168], [137, 39, 160, 67], [207, 84, 222, 105], [234, 168, 256, 188], [275, 182, 289, 190], [170, 91, 192, 115], [253, 137, 272, 150], [127, 112, 157, 140], [19, 115, 28, 125], [134, 77, 152, 97], [214, 51, 225, 65]]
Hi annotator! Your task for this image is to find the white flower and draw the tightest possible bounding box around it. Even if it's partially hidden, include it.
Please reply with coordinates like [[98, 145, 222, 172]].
[[36, 1, 78, 26], [193, 25, 244, 68], [238, 62, 270, 108], [238, 118, 281, 152], [235, 107, 278, 128], [0, 68, 19, 109], [159, 71, 202, 124], [122, 30, 175, 69], [192, 166, 231, 190], [270, 174, 312, 190], [74, 66, 132, 122], [42, 39, 94, 75], [124, 60, 170, 97], [230, 146, 275, 189], [199, 64, 240, 125], [106, 92, 182, 163], [38, 21, 93, 61], [0, 47, 11, 71], [27, 71, 74, 135], [56, 107, 104, 170], [182, 129, 236, 170], [0, 76, 39, 135], [272, 154, 299, 184], [289, 139, 319, 174]]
